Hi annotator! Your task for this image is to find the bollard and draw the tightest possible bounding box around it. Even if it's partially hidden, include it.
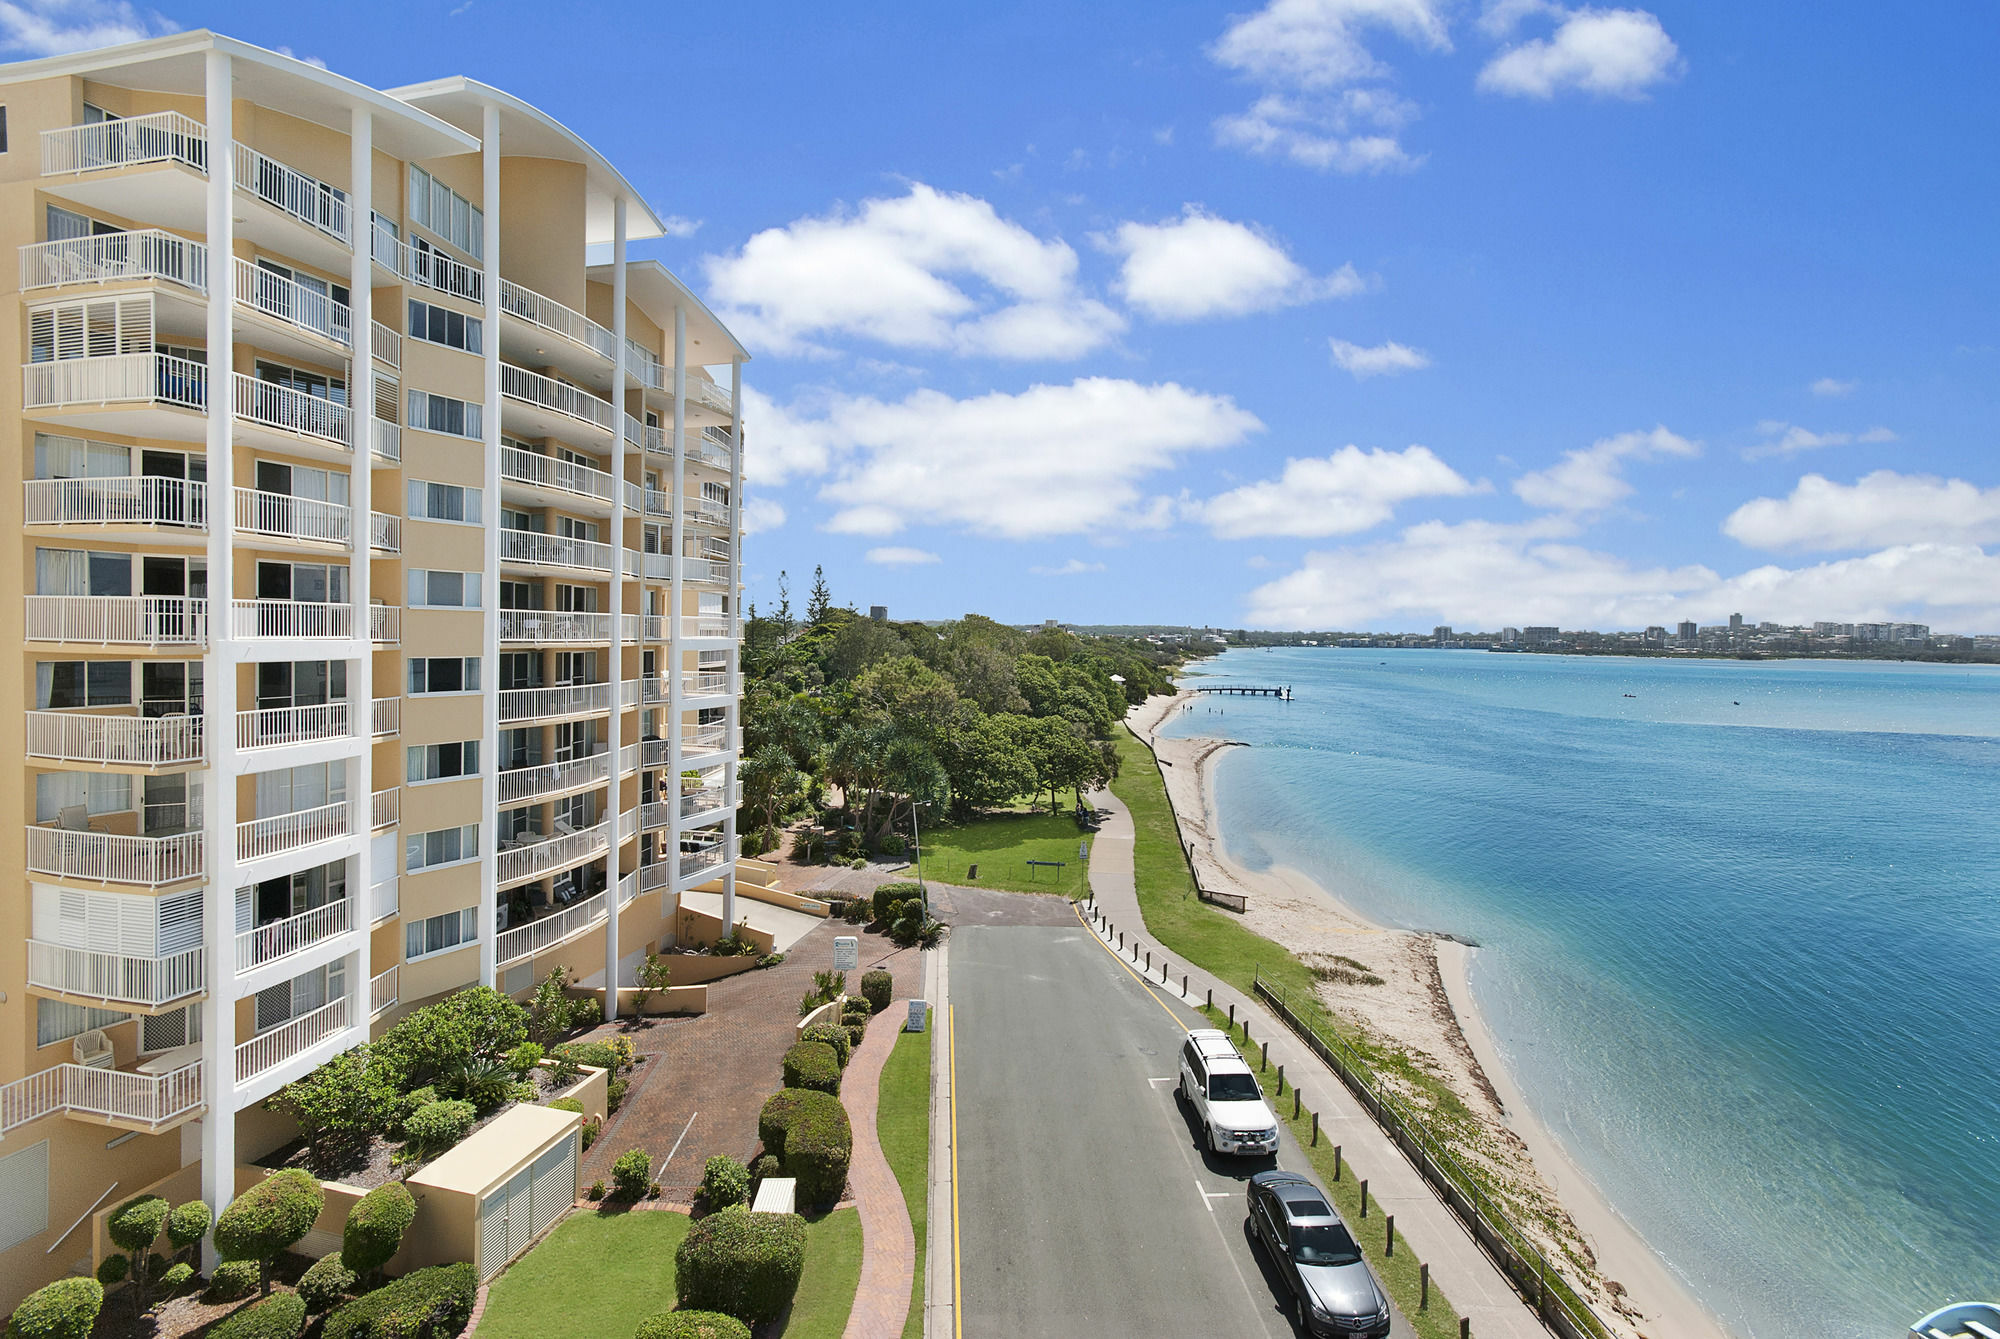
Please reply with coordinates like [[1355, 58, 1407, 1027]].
[[1119, 931, 1125, 950], [1277, 1063, 1285, 1095], [1183, 973, 1188, 996], [1261, 1040, 1269, 1071], [1386, 1215, 1394, 1257], [1293, 1087, 1300, 1119], [1420, 1263, 1429, 1310], [1359, 1179, 1369, 1217], [1206, 987, 1213, 1009], [1228, 1002, 1235, 1027], [1144, 950, 1150, 972], [1461, 1320, 1470, 1339], [1310, 1112, 1319, 1146], [1332, 1144, 1341, 1180]]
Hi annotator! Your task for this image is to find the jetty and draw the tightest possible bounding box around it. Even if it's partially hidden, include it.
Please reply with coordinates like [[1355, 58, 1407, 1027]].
[[1190, 683, 1292, 700]]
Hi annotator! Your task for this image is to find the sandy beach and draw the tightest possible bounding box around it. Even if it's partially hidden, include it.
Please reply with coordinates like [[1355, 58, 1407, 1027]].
[[1130, 690, 1735, 1339]]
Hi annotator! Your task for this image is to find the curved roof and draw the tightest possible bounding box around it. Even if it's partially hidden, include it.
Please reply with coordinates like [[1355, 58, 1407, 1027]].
[[589, 258, 750, 366]]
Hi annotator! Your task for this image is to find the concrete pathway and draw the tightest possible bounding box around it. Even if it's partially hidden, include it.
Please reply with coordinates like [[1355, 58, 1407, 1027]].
[[1084, 780, 1552, 1339], [841, 1010, 918, 1339], [679, 887, 825, 952]]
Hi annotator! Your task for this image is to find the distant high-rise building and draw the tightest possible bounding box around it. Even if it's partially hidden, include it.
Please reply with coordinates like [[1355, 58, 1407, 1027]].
[[1433, 626, 1452, 641], [1729, 612, 1744, 631], [1644, 626, 1667, 646], [1677, 620, 1698, 643], [1502, 627, 1520, 644], [1523, 626, 1560, 645], [870, 606, 888, 622]]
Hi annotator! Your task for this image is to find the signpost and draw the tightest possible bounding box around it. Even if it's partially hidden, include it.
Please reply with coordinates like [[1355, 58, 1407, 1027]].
[[833, 935, 858, 973], [906, 999, 928, 1032]]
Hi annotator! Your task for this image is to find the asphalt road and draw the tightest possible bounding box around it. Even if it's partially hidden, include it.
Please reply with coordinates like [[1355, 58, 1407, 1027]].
[[952, 915, 1413, 1338]]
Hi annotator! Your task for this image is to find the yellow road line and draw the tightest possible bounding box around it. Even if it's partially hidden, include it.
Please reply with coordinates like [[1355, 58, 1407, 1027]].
[[1072, 901, 1191, 1036], [950, 1002, 962, 1339]]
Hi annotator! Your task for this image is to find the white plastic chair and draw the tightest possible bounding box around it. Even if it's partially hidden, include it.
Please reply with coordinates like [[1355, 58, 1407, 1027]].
[[73, 1029, 114, 1069]]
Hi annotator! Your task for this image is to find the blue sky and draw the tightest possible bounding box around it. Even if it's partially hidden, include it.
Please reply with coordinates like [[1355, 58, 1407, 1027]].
[[25, 1, 2000, 631]]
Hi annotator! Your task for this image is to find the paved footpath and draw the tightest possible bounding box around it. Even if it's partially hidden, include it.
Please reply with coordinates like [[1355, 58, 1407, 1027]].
[[1085, 780, 1550, 1339], [842, 1008, 918, 1339]]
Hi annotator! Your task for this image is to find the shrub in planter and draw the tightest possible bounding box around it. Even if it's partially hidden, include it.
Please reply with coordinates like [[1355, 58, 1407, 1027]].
[[673, 1208, 808, 1324], [861, 969, 895, 1015], [402, 1099, 476, 1158], [547, 1096, 584, 1115], [587, 1180, 605, 1201], [204, 1260, 261, 1302], [157, 1261, 195, 1295], [214, 1169, 324, 1297], [633, 1311, 752, 1339], [321, 1263, 476, 1339], [371, 987, 527, 1094], [210, 1291, 306, 1339], [4, 1277, 102, 1339], [506, 1041, 544, 1076], [871, 882, 922, 922], [606, 1076, 630, 1113], [341, 1182, 416, 1282], [783, 1097, 854, 1208], [780, 1040, 841, 1095], [699, 1155, 751, 1210], [799, 1021, 853, 1068], [844, 1022, 868, 1050], [612, 1148, 652, 1200], [299, 1251, 357, 1313], [582, 1118, 601, 1151]]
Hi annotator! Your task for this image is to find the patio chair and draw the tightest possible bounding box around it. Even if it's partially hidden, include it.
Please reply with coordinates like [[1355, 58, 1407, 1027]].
[[55, 805, 92, 832], [73, 1029, 115, 1069]]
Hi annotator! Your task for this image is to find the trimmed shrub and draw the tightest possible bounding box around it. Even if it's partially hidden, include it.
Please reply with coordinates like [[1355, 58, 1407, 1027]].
[[341, 1182, 416, 1280], [210, 1292, 306, 1339], [547, 1096, 584, 1115], [205, 1260, 261, 1302], [106, 1193, 168, 1303], [606, 1076, 629, 1113], [549, 1038, 630, 1076], [299, 1251, 357, 1313], [700, 1155, 751, 1210], [166, 1199, 212, 1255], [784, 1094, 854, 1207], [581, 1118, 600, 1151], [506, 1042, 544, 1076], [633, 1312, 752, 1339], [587, 1180, 605, 1202], [94, 1254, 128, 1286], [157, 1262, 195, 1295], [781, 1040, 841, 1095], [371, 987, 527, 1094], [321, 1263, 476, 1339], [880, 831, 907, 857], [844, 1023, 868, 1050], [673, 1208, 808, 1324], [214, 1170, 324, 1297], [4, 1277, 102, 1339], [612, 1148, 651, 1200], [402, 1099, 476, 1158], [758, 1087, 839, 1162], [799, 1021, 853, 1068], [860, 969, 894, 1015], [751, 1153, 780, 1182], [871, 882, 921, 922]]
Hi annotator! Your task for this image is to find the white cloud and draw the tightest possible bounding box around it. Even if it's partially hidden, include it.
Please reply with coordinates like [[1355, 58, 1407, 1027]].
[[1031, 559, 1108, 576], [701, 183, 1121, 360], [1198, 445, 1483, 539], [1511, 425, 1699, 512], [1811, 377, 1858, 397], [1329, 337, 1431, 377], [659, 215, 702, 239], [741, 496, 787, 536], [1723, 472, 2000, 554], [1106, 208, 1364, 322], [1214, 92, 1423, 173], [1478, 8, 1681, 99], [739, 385, 837, 486], [865, 546, 941, 566], [1744, 421, 1896, 461], [768, 377, 1260, 540], [0, 0, 176, 56]]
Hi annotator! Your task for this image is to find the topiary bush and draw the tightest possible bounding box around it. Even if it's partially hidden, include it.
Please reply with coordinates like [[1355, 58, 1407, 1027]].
[[871, 882, 922, 923], [94, 1254, 128, 1286], [799, 1021, 853, 1068], [758, 1087, 839, 1162], [673, 1208, 807, 1324], [844, 1022, 868, 1050], [4, 1277, 102, 1339], [210, 1291, 306, 1339], [166, 1199, 211, 1260], [157, 1261, 195, 1295], [321, 1263, 475, 1339], [204, 1260, 261, 1302], [784, 1093, 854, 1207], [106, 1193, 169, 1306], [341, 1182, 416, 1283], [632, 1312, 751, 1339], [402, 1099, 476, 1158], [860, 969, 894, 1014], [299, 1251, 357, 1314], [214, 1170, 324, 1297], [699, 1155, 751, 1210], [780, 1040, 841, 1095], [612, 1148, 652, 1200]]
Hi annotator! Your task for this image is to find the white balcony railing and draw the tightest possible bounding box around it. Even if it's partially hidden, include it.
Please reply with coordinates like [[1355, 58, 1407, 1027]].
[[234, 257, 350, 345], [688, 379, 734, 416], [682, 722, 732, 755], [691, 432, 734, 470], [370, 604, 401, 645], [682, 498, 732, 527], [236, 701, 350, 751], [499, 529, 612, 573], [0, 1060, 204, 1137], [495, 888, 608, 968], [234, 487, 351, 546], [26, 941, 203, 1008], [498, 682, 612, 724], [681, 558, 730, 587], [683, 670, 731, 697], [499, 446, 615, 501], [236, 996, 347, 1084], [640, 800, 671, 832], [680, 787, 729, 819], [640, 861, 675, 892], [373, 227, 483, 304], [27, 710, 204, 765], [237, 898, 349, 972], [372, 787, 399, 830], [20, 229, 207, 292], [371, 320, 400, 369], [497, 752, 611, 806], [371, 696, 399, 737], [621, 549, 673, 581], [496, 823, 610, 887], [26, 595, 207, 646], [498, 278, 615, 361], [500, 363, 614, 432], [24, 351, 207, 412], [236, 800, 348, 863], [231, 600, 352, 641], [370, 965, 398, 1017], [498, 610, 612, 644], [371, 418, 401, 463], [26, 825, 203, 885], [233, 141, 350, 243], [680, 839, 731, 879], [25, 476, 208, 528], [371, 874, 398, 923], [625, 337, 664, 388], [370, 511, 400, 553], [681, 614, 738, 639], [41, 110, 206, 176], [234, 374, 349, 446]]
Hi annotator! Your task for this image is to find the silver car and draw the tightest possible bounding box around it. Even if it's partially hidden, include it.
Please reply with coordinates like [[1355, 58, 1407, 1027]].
[[1247, 1169, 1392, 1337]]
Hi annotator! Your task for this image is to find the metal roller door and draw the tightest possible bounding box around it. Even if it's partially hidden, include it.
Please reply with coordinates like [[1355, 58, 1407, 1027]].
[[477, 1132, 578, 1279], [528, 1135, 576, 1239]]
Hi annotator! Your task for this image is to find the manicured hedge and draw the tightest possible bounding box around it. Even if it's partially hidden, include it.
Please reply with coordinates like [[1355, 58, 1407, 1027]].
[[321, 1263, 476, 1339], [700, 1155, 751, 1210], [214, 1170, 323, 1293], [157, 1262, 195, 1295], [799, 1021, 853, 1068], [205, 1260, 261, 1301], [673, 1208, 808, 1323], [633, 1311, 751, 1339], [549, 1037, 632, 1075], [209, 1292, 305, 1339], [613, 1147, 652, 1199], [780, 1040, 841, 1095], [871, 882, 922, 922], [784, 1092, 854, 1207], [860, 969, 894, 1014], [4, 1277, 102, 1339], [758, 1088, 843, 1164], [341, 1182, 416, 1278], [403, 1099, 476, 1157], [299, 1251, 357, 1314]]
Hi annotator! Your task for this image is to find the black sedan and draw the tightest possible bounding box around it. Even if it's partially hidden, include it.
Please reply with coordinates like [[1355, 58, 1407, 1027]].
[[1246, 1170, 1393, 1337]]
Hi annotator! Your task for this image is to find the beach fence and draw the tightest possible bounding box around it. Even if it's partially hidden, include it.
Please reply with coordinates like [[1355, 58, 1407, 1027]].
[[1254, 971, 1617, 1339]]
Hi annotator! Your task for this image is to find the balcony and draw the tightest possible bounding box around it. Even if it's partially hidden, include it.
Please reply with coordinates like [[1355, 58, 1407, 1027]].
[[498, 609, 612, 645], [24, 352, 208, 440], [499, 445, 615, 506], [27, 710, 205, 767], [688, 379, 734, 418], [496, 822, 610, 888], [371, 873, 398, 923], [681, 722, 734, 758], [621, 549, 673, 581], [230, 599, 352, 641], [236, 701, 352, 752], [680, 785, 731, 822], [19, 228, 206, 293], [370, 965, 398, 1018], [233, 141, 351, 244], [372, 786, 399, 831], [237, 899, 350, 973], [26, 941, 203, 1009], [495, 887, 608, 969], [681, 557, 730, 587], [680, 838, 731, 880], [500, 363, 614, 438], [625, 337, 664, 390], [499, 682, 612, 724], [26, 595, 206, 646], [684, 670, 731, 698], [40, 110, 206, 176], [371, 418, 401, 464], [681, 613, 739, 640], [236, 996, 348, 1085], [27, 824, 203, 886], [620, 676, 664, 708], [370, 604, 401, 645], [370, 511, 401, 554], [233, 374, 349, 451], [25, 476, 207, 530], [234, 256, 349, 348], [371, 320, 400, 369], [682, 496, 732, 528], [234, 487, 351, 547], [498, 752, 611, 806], [0, 1059, 204, 1137], [236, 800, 348, 864], [626, 481, 670, 517], [372, 697, 400, 737], [498, 277, 614, 368], [639, 800, 670, 832], [499, 529, 613, 575], [372, 225, 482, 304]]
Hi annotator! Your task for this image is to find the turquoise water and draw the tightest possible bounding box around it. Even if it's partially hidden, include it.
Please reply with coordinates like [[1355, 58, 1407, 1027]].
[[1160, 649, 2000, 1339]]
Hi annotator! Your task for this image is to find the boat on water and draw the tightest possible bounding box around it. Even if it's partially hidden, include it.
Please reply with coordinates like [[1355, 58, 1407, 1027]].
[[1911, 1301, 2000, 1339]]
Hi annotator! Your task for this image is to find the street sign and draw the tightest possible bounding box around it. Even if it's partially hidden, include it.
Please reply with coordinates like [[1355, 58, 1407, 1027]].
[[906, 1000, 928, 1032], [833, 936, 858, 972]]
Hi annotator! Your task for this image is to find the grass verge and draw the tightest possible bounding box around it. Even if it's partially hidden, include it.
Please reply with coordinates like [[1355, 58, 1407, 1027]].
[[878, 1014, 933, 1339], [781, 1207, 864, 1339], [476, 1209, 689, 1338], [917, 807, 1090, 896]]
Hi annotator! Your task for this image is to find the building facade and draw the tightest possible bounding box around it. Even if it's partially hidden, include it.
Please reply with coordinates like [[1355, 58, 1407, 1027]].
[[0, 32, 746, 1306]]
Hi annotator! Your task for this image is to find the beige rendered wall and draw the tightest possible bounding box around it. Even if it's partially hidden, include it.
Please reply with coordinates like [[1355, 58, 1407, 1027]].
[[496, 158, 585, 308]]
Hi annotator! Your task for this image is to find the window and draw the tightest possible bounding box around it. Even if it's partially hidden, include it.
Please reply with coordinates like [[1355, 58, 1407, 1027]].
[[406, 823, 479, 873], [36, 771, 131, 823], [34, 547, 129, 596], [408, 480, 482, 524], [36, 999, 129, 1048], [407, 389, 482, 439], [407, 166, 484, 259], [408, 569, 482, 609], [0, 1142, 48, 1258], [407, 299, 481, 353], [0, 107, 9, 156], [405, 906, 480, 961], [409, 657, 480, 695], [33, 432, 128, 479], [408, 740, 480, 783], [36, 660, 131, 708]]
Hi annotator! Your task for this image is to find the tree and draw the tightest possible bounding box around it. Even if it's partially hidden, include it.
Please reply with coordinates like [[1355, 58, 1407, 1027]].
[[632, 953, 672, 1013], [215, 1169, 325, 1296], [739, 743, 807, 844], [823, 616, 907, 682], [106, 1195, 170, 1311], [805, 564, 832, 625], [935, 710, 1036, 815], [373, 987, 528, 1091], [1009, 715, 1109, 814], [774, 570, 792, 635], [268, 1047, 398, 1173]]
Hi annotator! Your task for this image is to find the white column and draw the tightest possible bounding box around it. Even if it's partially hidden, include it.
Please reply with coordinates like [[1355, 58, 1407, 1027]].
[[198, 46, 238, 1265], [603, 198, 627, 1020], [666, 306, 686, 924], [477, 102, 502, 988], [347, 108, 374, 1031], [722, 357, 742, 930]]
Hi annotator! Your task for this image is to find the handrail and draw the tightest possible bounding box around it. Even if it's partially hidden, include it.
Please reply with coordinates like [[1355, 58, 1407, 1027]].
[[230, 599, 353, 641], [372, 227, 483, 303], [234, 257, 351, 345], [236, 799, 348, 863], [236, 997, 347, 1083], [233, 373, 349, 445], [236, 898, 349, 971], [235, 700, 351, 751], [499, 445, 615, 501], [498, 529, 613, 573], [499, 363, 614, 432], [233, 141, 350, 243], [25, 595, 208, 646], [370, 511, 401, 553], [26, 941, 204, 1007], [498, 682, 612, 723], [26, 825, 204, 885], [495, 887, 608, 967], [498, 277, 615, 360], [233, 486, 352, 546], [371, 320, 401, 368], [26, 710, 204, 765], [20, 229, 207, 292], [41, 111, 206, 175], [47, 1182, 120, 1256], [25, 476, 208, 528], [23, 350, 208, 412]]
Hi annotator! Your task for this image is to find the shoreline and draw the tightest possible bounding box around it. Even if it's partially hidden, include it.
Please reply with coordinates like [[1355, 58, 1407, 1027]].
[[1132, 690, 1732, 1339]]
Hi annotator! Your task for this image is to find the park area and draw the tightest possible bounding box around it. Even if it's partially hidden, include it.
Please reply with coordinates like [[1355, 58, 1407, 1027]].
[[913, 805, 1095, 897]]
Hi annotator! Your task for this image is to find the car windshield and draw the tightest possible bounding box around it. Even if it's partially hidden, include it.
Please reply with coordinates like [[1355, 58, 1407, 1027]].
[[1291, 1223, 1363, 1266], [1209, 1073, 1261, 1101]]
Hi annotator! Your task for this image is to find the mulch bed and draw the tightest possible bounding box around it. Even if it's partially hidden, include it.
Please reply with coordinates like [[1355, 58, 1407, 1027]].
[[87, 1254, 312, 1339]]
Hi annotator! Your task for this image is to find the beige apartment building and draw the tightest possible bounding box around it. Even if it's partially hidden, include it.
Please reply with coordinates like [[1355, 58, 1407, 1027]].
[[0, 32, 747, 1308]]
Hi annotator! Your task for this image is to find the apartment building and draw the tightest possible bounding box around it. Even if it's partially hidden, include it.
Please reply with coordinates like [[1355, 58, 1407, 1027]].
[[0, 32, 746, 1306]]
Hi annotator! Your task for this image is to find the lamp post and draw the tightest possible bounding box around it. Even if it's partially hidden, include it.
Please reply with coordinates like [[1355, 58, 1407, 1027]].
[[911, 799, 926, 907]]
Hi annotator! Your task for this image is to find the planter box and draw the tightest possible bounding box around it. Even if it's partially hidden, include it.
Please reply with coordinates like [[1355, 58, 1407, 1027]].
[[541, 1059, 609, 1125]]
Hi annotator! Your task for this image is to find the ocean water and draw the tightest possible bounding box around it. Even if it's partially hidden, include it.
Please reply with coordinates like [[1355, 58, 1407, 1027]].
[[1159, 649, 2000, 1339]]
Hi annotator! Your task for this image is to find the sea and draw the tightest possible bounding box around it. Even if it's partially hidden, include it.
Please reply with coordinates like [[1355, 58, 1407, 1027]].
[[1158, 648, 2000, 1339]]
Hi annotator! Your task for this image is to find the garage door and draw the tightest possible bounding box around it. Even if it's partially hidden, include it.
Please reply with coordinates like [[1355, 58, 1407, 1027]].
[[528, 1136, 575, 1239], [476, 1133, 578, 1279]]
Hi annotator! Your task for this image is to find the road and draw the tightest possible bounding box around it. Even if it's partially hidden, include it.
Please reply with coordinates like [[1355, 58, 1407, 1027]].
[[950, 901, 1413, 1338]]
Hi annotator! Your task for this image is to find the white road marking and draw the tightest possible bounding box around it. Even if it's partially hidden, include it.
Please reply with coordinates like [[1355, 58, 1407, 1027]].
[[1148, 1076, 1176, 1086]]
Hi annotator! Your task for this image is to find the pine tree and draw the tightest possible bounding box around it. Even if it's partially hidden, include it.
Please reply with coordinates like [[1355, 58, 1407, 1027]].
[[806, 565, 833, 625], [775, 570, 792, 635]]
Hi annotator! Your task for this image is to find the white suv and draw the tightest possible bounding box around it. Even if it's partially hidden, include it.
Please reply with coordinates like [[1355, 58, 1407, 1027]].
[[1179, 1029, 1280, 1156]]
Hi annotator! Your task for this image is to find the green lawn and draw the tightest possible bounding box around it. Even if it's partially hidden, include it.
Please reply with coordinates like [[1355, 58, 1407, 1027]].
[[877, 1014, 933, 1339], [782, 1208, 863, 1338], [477, 1210, 689, 1339], [917, 807, 1092, 896]]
